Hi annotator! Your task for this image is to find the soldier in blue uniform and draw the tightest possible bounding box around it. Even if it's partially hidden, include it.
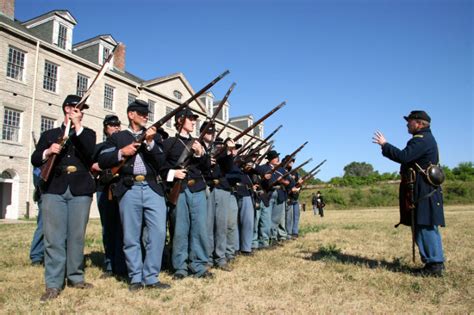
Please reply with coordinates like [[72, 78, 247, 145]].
[[373, 110, 445, 276], [91, 115, 126, 278], [162, 108, 213, 279], [31, 95, 96, 302], [201, 123, 235, 271], [98, 100, 170, 291]]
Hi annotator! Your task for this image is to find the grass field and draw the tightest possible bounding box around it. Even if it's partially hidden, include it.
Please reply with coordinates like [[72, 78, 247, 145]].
[[1, 205, 473, 313]]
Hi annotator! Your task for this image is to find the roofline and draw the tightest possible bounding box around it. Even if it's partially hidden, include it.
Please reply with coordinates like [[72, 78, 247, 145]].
[[22, 10, 77, 26]]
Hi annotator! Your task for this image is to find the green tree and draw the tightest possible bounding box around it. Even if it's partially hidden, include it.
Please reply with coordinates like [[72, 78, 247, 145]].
[[343, 162, 375, 177]]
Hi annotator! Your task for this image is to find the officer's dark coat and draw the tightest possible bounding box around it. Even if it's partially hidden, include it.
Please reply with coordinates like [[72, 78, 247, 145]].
[[31, 124, 96, 196], [382, 127, 445, 226], [161, 134, 211, 193], [98, 129, 165, 198], [202, 143, 233, 191]]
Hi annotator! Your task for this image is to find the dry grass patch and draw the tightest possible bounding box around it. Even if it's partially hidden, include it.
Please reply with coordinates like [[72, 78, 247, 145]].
[[0, 205, 473, 313]]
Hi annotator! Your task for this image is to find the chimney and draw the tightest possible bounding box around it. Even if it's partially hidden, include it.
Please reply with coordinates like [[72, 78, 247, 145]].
[[0, 0, 15, 20], [113, 42, 126, 72]]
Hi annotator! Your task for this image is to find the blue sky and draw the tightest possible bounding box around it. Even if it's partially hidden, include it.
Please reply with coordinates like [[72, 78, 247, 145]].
[[15, 0, 473, 181]]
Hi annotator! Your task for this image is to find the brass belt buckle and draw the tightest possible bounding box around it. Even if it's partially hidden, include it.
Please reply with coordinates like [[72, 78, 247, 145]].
[[187, 179, 196, 187], [135, 175, 145, 182], [66, 165, 77, 174], [213, 179, 220, 185]]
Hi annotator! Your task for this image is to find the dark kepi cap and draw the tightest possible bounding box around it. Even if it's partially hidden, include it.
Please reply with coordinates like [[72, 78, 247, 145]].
[[175, 108, 198, 121], [103, 114, 121, 126], [282, 154, 295, 164], [404, 110, 431, 123], [200, 121, 216, 134], [127, 99, 150, 114], [266, 150, 280, 161], [63, 94, 89, 110]]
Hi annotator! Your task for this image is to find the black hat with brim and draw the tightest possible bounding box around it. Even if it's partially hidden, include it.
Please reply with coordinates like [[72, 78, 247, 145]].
[[404, 110, 431, 123], [63, 94, 89, 110], [266, 150, 280, 160], [175, 108, 199, 121], [127, 99, 150, 114], [200, 121, 216, 134], [103, 114, 121, 126]]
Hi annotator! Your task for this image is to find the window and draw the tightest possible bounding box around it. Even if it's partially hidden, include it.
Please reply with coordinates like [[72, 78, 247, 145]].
[[104, 84, 114, 110], [102, 47, 110, 65], [128, 93, 136, 105], [173, 90, 182, 100], [76, 74, 89, 97], [148, 100, 155, 122], [40, 116, 55, 133], [57, 24, 68, 49], [7, 46, 25, 81], [2, 108, 21, 142], [223, 107, 228, 122], [165, 107, 173, 128], [43, 61, 58, 92], [195, 119, 201, 137], [206, 98, 214, 116]]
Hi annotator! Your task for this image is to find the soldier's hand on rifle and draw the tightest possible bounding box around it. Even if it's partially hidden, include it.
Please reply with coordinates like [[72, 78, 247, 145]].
[[69, 107, 83, 129], [192, 140, 204, 157], [297, 178, 304, 185], [145, 126, 157, 144], [174, 169, 187, 179], [291, 187, 300, 193], [120, 142, 141, 157], [45, 143, 62, 158], [372, 131, 387, 146], [263, 173, 272, 180], [91, 162, 101, 173]]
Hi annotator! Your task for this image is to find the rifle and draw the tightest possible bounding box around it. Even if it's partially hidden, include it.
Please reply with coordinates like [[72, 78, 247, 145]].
[[40, 45, 118, 182], [266, 141, 308, 177], [295, 160, 326, 188], [233, 101, 285, 143], [215, 121, 231, 140], [110, 71, 230, 176], [238, 124, 281, 159], [279, 158, 313, 179], [255, 141, 274, 165], [167, 82, 236, 206]]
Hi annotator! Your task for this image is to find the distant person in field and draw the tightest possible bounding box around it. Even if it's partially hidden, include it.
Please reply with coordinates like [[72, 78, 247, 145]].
[[373, 110, 445, 277], [315, 191, 325, 217]]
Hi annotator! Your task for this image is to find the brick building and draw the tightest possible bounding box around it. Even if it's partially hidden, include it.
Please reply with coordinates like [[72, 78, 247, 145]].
[[0, 0, 263, 219]]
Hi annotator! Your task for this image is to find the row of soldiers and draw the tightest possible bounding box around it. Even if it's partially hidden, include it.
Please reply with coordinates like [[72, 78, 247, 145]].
[[32, 94, 311, 302]]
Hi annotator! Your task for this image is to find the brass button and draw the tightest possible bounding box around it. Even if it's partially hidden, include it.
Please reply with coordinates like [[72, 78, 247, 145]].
[[66, 165, 77, 174], [187, 179, 196, 187], [135, 175, 145, 182]]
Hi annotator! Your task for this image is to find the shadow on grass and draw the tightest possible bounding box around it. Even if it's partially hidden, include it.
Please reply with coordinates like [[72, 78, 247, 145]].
[[84, 251, 129, 283], [302, 247, 418, 274]]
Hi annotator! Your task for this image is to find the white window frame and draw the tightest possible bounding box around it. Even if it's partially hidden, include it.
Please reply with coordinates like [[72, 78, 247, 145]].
[[6, 46, 26, 82], [165, 106, 173, 128], [76, 73, 89, 97], [128, 93, 137, 105], [40, 116, 56, 133], [57, 23, 68, 49], [43, 60, 59, 93], [148, 100, 155, 122], [104, 84, 114, 110], [2, 107, 22, 142]]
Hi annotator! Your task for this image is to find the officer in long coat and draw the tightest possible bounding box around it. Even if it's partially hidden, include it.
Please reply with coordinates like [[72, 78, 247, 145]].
[[373, 110, 445, 276]]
